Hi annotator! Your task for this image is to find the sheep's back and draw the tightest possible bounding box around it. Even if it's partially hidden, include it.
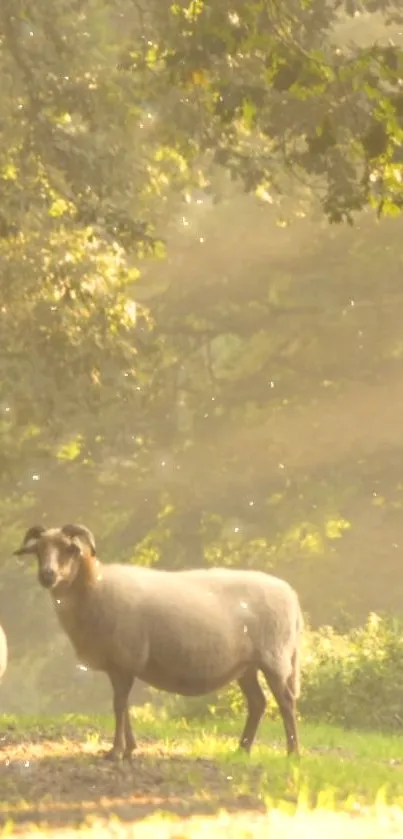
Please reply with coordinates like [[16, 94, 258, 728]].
[[100, 565, 252, 669], [93, 565, 300, 683], [181, 567, 302, 659], [100, 565, 300, 641]]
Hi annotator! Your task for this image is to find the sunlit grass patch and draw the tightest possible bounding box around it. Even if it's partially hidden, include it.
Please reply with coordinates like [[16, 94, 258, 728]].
[[133, 708, 403, 810]]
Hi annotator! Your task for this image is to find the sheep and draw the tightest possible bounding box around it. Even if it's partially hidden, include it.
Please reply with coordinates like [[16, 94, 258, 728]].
[[14, 524, 303, 761], [0, 623, 7, 681]]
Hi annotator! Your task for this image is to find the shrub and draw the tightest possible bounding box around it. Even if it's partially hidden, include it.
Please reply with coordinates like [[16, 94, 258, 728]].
[[300, 613, 403, 731]]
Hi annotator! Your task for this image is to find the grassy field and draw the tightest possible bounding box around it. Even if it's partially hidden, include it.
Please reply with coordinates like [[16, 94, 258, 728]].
[[1, 708, 403, 837]]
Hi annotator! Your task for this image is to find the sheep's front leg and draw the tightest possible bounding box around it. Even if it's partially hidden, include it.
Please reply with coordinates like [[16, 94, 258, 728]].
[[124, 703, 137, 759], [104, 669, 134, 762]]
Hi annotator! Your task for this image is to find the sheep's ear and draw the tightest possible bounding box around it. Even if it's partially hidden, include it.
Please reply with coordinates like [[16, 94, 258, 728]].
[[14, 525, 46, 556], [61, 524, 96, 557]]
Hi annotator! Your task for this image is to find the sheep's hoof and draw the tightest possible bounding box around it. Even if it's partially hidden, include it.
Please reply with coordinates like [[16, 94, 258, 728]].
[[102, 748, 124, 762], [237, 741, 252, 755]]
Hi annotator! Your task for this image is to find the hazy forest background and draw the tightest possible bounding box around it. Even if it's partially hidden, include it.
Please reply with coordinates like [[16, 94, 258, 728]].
[[2, 0, 403, 716]]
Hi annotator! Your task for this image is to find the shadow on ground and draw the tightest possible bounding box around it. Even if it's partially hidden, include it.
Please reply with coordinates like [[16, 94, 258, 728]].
[[0, 726, 269, 832]]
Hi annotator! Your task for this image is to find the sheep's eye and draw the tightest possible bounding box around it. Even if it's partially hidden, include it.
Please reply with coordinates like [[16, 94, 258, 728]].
[[70, 543, 81, 557]]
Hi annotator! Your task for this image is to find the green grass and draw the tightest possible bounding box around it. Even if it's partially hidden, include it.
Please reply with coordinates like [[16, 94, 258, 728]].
[[2, 708, 403, 836]]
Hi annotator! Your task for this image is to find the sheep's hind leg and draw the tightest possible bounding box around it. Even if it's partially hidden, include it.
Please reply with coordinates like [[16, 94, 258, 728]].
[[237, 668, 267, 754], [260, 664, 299, 757], [104, 670, 134, 762]]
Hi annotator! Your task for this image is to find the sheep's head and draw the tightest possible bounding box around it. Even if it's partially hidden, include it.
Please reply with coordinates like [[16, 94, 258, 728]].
[[14, 524, 96, 591]]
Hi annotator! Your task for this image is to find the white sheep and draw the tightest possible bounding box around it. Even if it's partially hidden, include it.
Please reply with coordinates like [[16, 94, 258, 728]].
[[14, 524, 303, 760], [0, 623, 7, 681]]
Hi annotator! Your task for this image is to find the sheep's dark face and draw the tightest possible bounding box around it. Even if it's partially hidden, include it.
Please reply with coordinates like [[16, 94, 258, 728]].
[[14, 528, 86, 591], [34, 532, 83, 590]]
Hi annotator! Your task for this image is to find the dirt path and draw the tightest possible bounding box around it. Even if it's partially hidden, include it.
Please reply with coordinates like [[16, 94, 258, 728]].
[[0, 730, 265, 832]]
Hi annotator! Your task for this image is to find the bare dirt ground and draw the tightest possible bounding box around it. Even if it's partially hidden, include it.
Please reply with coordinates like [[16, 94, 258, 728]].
[[0, 726, 266, 833]]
